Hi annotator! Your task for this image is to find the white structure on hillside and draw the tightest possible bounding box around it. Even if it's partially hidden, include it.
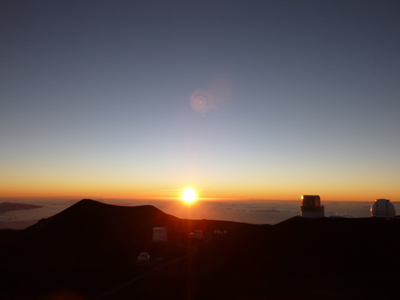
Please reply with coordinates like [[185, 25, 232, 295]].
[[300, 195, 324, 218], [153, 227, 167, 242], [190, 230, 204, 239], [371, 199, 396, 218]]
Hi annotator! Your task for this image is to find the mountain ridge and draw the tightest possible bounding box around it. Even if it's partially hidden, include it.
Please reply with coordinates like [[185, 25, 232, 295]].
[[1, 199, 399, 299]]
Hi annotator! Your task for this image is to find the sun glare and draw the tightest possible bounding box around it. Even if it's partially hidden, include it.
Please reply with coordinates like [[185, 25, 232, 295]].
[[182, 188, 196, 203]]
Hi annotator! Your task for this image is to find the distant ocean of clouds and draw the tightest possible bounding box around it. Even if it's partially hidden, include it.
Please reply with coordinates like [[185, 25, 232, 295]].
[[1, 198, 398, 229]]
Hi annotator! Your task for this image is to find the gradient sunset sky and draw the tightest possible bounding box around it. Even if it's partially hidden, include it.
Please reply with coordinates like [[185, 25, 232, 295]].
[[1, 1, 399, 201]]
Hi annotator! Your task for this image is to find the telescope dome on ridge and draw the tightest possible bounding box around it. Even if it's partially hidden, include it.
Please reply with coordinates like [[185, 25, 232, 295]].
[[300, 195, 324, 218], [371, 199, 396, 218]]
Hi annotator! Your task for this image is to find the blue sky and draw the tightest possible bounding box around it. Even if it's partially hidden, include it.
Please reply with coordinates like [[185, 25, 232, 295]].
[[1, 1, 399, 201]]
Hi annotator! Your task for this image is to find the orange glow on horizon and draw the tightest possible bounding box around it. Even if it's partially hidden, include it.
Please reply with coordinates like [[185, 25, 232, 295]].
[[1, 179, 400, 202]]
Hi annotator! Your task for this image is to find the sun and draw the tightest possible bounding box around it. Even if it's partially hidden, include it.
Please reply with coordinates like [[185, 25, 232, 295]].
[[182, 188, 196, 203]]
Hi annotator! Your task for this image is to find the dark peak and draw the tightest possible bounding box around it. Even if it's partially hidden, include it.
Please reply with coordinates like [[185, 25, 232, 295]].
[[69, 198, 107, 209], [70, 199, 162, 211], [60, 199, 164, 216], [41, 199, 110, 219], [20, 199, 170, 239], [79, 198, 101, 204]]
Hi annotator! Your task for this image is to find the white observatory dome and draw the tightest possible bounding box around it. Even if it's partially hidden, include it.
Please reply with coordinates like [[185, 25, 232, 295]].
[[138, 252, 150, 264], [370, 199, 396, 218]]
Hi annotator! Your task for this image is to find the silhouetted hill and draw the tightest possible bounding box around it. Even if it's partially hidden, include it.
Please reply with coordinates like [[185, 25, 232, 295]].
[[1, 199, 399, 299]]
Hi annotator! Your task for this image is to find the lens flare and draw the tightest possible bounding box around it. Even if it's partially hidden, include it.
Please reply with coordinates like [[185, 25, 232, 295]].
[[190, 89, 213, 113], [190, 76, 233, 114]]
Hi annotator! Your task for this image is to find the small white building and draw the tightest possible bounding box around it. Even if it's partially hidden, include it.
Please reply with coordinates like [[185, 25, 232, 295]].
[[300, 195, 324, 218], [371, 199, 396, 218], [153, 227, 167, 242], [190, 230, 204, 239]]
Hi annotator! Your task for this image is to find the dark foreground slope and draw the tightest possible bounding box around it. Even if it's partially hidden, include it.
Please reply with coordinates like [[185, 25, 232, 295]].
[[0, 199, 399, 300]]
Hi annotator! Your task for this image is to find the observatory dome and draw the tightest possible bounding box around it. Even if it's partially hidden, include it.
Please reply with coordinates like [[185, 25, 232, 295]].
[[371, 199, 396, 218], [138, 252, 150, 264], [300, 195, 324, 218]]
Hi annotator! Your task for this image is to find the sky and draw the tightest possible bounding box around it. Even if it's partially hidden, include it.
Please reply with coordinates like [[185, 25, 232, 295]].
[[1, 1, 399, 201]]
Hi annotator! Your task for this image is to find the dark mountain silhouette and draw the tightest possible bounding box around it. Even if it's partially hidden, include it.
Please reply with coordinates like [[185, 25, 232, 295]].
[[1, 199, 399, 299]]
